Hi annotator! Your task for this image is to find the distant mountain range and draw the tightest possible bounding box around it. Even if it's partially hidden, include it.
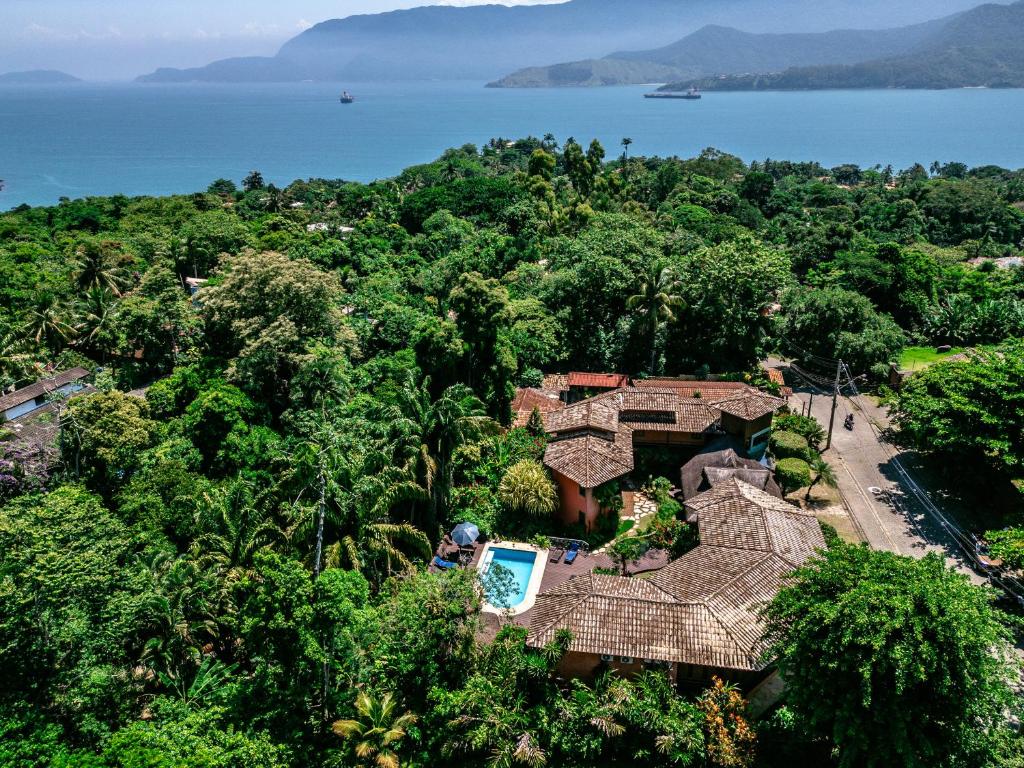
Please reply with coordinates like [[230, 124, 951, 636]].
[[0, 70, 81, 84], [494, 0, 1024, 90], [136, 0, 983, 83], [669, 0, 1024, 90], [488, 21, 946, 87]]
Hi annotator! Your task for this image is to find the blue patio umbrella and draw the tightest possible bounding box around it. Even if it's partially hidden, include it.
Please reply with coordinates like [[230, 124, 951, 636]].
[[451, 522, 480, 547]]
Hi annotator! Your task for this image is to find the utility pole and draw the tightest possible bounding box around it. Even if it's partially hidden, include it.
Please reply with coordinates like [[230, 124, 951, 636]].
[[825, 360, 843, 452], [807, 392, 814, 418]]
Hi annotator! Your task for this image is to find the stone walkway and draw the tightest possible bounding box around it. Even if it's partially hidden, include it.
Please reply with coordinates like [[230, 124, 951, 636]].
[[593, 492, 659, 554]]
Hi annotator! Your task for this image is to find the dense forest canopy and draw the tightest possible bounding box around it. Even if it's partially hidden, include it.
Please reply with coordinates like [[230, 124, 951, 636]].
[[1, 138, 1023, 767]]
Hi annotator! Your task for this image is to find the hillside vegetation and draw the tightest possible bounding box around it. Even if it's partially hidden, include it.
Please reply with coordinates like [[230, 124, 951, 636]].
[[2, 139, 1024, 766]]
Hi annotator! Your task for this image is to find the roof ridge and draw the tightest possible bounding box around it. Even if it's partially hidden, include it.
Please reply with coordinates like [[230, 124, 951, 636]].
[[701, 548, 778, 600], [587, 575, 680, 604]]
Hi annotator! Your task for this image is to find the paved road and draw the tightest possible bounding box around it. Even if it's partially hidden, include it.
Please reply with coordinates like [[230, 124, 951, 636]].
[[767, 359, 986, 584]]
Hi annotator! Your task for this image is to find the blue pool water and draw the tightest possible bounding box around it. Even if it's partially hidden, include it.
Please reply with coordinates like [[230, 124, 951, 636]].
[[483, 548, 538, 609]]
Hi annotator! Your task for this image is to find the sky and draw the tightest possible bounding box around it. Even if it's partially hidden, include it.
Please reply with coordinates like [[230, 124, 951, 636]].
[[0, 0, 561, 80]]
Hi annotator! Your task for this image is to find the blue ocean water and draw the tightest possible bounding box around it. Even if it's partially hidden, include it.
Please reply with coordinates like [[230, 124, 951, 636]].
[[2, 80, 1023, 208]]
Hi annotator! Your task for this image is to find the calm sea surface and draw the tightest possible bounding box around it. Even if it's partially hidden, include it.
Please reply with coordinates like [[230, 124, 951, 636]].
[[2, 81, 1023, 208]]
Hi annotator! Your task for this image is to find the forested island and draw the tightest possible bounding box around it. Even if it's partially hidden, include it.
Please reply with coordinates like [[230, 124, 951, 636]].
[[1, 138, 1024, 767], [497, 0, 1024, 91], [0, 70, 82, 84]]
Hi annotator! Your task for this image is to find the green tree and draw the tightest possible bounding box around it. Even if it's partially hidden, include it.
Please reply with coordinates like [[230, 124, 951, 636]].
[[498, 459, 557, 517], [804, 456, 837, 501], [776, 286, 906, 378], [627, 262, 684, 374], [763, 543, 1017, 768], [774, 457, 811, 495], [242, 170, 265, 192], [201, 250, 353, 405], [22, 290, 75, 351], [60, 390, 158, 492], [890, 344, 1024, 478], [610, 536, 650, 576], [332, 691, 417, 768], [671, 237, 791, 371]]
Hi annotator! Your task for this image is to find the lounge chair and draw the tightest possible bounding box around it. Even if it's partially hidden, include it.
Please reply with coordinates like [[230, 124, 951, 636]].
[[432, 556, 458, 570], [549, 547, 564, 564], [564, 541, 581, 565]]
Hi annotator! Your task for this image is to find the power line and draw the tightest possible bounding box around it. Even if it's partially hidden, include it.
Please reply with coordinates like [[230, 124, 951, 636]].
[[841, 367, 1024, 604]]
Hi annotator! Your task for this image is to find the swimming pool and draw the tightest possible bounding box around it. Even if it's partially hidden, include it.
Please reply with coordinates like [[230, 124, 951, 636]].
[[480, 546, 541, 611]]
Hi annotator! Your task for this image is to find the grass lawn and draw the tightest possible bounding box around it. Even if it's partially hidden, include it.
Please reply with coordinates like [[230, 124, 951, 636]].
[[899, 346, 963, 371]]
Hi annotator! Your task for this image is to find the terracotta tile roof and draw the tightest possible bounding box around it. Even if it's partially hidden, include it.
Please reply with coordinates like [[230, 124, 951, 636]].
[[684, 478, 822, 566], [588, 387, 722, 433], [528, 573, 752, 668], [542, 373, 569, 393], [712, 391, 787, 421], [544, 398, 621, 435], [634, 378, 757, 402], [763, 367, 786, 387], [528, 479, 826, 672], [0, 368, 89, 413], [544, 424, 634, 488], [567, 372, 629, 389], [511, 387, 565, 427]]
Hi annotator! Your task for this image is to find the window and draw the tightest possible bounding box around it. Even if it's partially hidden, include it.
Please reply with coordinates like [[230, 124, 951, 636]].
[[600, 654, 614, 662], [578, 485, 587, 497], [619, 656, 634, 664]]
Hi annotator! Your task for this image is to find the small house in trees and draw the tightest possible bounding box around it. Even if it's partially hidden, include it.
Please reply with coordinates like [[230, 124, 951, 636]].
[[0, 368, 89, 423]]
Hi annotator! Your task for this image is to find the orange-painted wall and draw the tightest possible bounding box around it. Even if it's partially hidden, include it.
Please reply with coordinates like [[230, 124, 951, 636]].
[[552, 469, 601, 530]]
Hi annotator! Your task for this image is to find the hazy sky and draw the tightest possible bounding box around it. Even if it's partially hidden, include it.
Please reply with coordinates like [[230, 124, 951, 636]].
[[0, 0, 560, 80]]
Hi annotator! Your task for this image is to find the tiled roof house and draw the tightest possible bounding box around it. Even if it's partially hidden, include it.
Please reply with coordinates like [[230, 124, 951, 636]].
[[527, 478, 825, 687], [520, 380, 786, 531]]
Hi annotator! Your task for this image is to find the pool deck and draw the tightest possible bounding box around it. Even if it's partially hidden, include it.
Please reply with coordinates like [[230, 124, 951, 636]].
[[476, 541, 548, 616], [456, 541, 670, 641]]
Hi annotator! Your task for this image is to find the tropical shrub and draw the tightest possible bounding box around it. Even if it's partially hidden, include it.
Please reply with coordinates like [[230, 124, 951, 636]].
[[775, 458, 812, 494]]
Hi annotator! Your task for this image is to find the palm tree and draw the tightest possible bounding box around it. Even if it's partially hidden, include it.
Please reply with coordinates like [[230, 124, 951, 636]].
[[72, 240, 128, 296], [330, 520, 433, 579], [621, 137, 633, 161], [379, 376, 497, 525], [74, 286, 118, 359], [332, 691, 417, 768], [0, 328, 37, 390], [804, 456, 838, 501], [627, 263, 685, 374], [192, 478, 282, 587], [22, 290, 76, 351]]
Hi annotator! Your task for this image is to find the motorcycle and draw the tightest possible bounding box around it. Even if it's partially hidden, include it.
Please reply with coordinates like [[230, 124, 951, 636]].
[[844, 414, 855, 431]]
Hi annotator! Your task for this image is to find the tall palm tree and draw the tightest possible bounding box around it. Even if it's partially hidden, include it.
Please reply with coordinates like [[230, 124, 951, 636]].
[[621, 137, 633, 161], [330, 519, 433, 579], [804, 456, 838, 501], [378, 376, 497, 526], [72, 240, 128, 296], [74, 286, 118, 359], [192, 478, 282, 587], [332, 691, 417, 768], [22, 290, 76, 351], [0, 327, 38, 390], [627, 263, 685, 374]]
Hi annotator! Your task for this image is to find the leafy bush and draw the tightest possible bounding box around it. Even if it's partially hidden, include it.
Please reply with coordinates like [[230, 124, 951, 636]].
[[498, 460, 557, 516], [776, 458, 812, 494], [773, 413, 826, 451], [770, 430, 811, 461]]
